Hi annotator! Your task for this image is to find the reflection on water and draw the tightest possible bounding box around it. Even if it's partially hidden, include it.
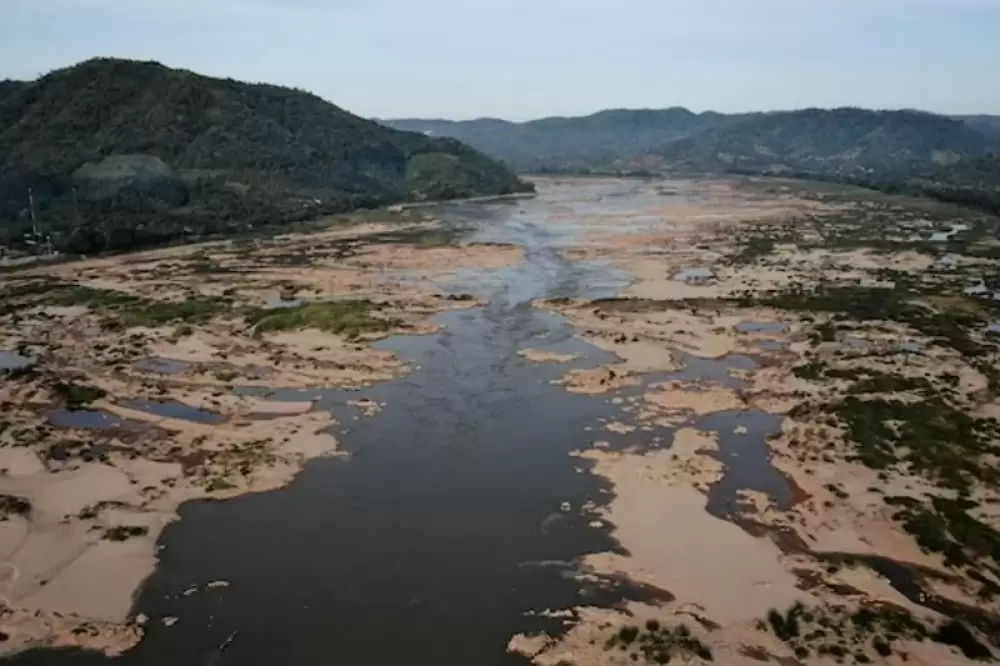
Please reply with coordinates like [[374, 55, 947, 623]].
[[49, 409, 141, 431], [0, 350, 34, 371], [134, 357, 191, 375], [735, 320, 789, 334], [699, 410, 792, 518], [664, 351, 757, 388], [120, 400, 224, 425]]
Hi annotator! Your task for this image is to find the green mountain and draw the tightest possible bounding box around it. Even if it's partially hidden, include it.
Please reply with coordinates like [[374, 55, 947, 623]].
[[386, 108, 751, 173], [0, 58, 531, 254], [954, 115, 1000, 140], [654, 108, 998, 178], [0, 80, 24, 104], [387, 107, 999, 178]]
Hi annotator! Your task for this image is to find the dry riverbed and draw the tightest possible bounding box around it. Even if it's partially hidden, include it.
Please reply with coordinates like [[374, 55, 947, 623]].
[[512, 178, 1000, 666]]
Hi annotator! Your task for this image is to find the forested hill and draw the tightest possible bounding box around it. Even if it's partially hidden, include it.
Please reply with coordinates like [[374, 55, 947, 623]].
[[0, 80, 24, 104], [0, 58, 531, 255], [386, 109, 753, 173], [653, 108, 998, 177], [954, 115, 1000, 140], [386, 107, 1000, 178]]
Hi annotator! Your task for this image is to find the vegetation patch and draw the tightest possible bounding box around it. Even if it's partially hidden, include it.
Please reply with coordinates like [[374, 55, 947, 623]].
[[760, 602, 993, 662], [888, 495, 1000, 573], [0, 279, 232, 326], [246, 300, 398, 339], [206, 477, 237, 492], [747, 285, 993, 359], [120, 297, 231, 327], [830, 395, 1000, 491], [934, 620, 994, 660], [0, 495, 32, 520], [102, 525, 149, 541], [604, 621, 713, 664], [51, 381, 107, 409]]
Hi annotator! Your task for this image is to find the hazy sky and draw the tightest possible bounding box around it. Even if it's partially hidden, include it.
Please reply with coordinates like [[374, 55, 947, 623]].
[[2, 0, 997, 120]]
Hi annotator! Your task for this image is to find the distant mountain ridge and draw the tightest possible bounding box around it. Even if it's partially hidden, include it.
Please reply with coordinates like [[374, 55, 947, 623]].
[[0, 58, 530, 254], [954, 115, 1000, 140], [654, 108, 997, 178], [386, 106, 1000, 216], [384, 107, 1000, 178], [387, 108, 753, 173]]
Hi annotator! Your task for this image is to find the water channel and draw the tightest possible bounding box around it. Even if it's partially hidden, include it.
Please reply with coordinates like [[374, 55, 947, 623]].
[[9, 180, 792, 666]]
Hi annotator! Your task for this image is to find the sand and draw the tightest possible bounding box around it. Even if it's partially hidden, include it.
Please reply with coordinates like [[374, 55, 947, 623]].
[[522, 177, 998, 665], [583, 450, 807, 624], [518, 348, 580, 364], [644, 382, 746, 415]]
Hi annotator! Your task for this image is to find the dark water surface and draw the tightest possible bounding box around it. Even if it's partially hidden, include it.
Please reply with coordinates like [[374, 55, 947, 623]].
[[132, 358, 191, 375], [48, 409, 143, 431], [8, 181, 786, 666], [0, 350, 34, 371], [119, 400, 225, 425]]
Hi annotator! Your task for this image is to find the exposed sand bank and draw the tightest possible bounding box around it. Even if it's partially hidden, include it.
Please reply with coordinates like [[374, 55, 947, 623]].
[[520, 178, 1000, 665]]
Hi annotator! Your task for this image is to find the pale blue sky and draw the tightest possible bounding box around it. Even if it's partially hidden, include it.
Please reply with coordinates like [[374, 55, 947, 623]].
[[1, 0, 997, 120]]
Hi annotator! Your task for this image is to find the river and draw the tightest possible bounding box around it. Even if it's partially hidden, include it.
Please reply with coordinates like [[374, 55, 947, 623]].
[[7, 179, 787, 665]]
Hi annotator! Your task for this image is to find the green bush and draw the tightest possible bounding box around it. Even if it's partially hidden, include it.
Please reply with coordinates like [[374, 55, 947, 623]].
[[247, 300, 397, 339]]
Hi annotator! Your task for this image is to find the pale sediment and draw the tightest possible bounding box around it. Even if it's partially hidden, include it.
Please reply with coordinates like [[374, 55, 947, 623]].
[[519, 178, 1000, 665]]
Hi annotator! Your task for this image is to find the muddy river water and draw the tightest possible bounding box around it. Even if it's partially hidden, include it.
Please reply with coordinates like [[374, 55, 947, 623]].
[[10, 181, 791, 665]]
